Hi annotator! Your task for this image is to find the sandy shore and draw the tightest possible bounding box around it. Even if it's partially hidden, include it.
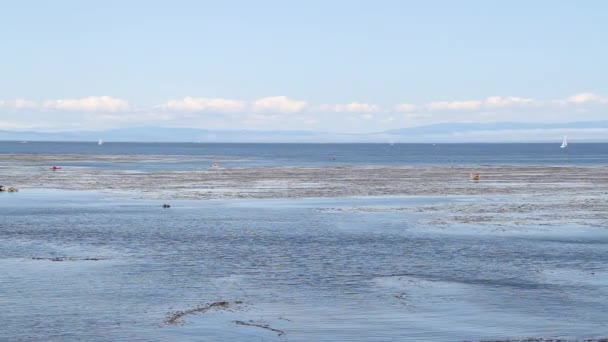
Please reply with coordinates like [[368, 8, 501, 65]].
[[2, 154, 607, 227], [1, 154, 607, 198], [2, 155, 608, 341]]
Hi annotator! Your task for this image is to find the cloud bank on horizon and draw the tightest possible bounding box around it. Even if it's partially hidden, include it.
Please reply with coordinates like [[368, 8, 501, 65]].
[[0, 93, 607, 134]]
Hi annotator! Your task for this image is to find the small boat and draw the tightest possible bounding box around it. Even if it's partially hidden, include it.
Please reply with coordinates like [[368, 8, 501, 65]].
[[98, 138, 104, 145], [560, 135, 568, 149]]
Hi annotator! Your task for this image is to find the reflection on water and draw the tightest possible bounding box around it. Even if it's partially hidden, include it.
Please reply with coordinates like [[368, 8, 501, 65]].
[[1, 190, 607, 341]]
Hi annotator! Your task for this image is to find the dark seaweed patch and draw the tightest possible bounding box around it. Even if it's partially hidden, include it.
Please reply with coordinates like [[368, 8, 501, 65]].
[[164, 301, 243, 325], [234, 320, 285, 337], [30, 257, 105, 262]]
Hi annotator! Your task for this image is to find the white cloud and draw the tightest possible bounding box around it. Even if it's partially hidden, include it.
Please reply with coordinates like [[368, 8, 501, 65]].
[[0, 98, 38, 109], [394, 103, 418, 113], [0, 119, 40, 129], [2, 92, 608, 133], [44, 96, 129, 112], [484, 96, 535, 108], [303, 117, 319, 125], [322, 102, 380, 113], [161, 97, 245, 112], [426, 100, 482, 111], [563, 93, 607, 104], [253, 96, 307, 113]]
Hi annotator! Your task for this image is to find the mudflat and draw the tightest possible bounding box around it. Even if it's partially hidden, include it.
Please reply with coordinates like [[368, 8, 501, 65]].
[[2, 154, 607, 228], [1, 154, 607, 199], [2, 154, 608, 341]]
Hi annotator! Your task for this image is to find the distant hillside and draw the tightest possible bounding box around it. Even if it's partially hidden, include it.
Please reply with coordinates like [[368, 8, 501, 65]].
[[381, 121, 608, 135], [1, 121, 608, 142], [0, 127, 324, 143]]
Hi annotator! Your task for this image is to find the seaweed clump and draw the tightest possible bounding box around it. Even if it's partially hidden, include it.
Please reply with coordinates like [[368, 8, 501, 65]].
[[30, 257, 104, 262], [234, 320, 285, 337], [165, 301, 243, 325]]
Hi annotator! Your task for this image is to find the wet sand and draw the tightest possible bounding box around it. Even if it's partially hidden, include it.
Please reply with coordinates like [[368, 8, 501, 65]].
[[1, 154, 607, 198], [2, 154, 607, 228], [2, 154, 608, 341]]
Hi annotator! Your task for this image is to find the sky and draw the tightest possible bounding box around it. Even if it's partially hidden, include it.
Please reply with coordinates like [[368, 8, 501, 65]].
[[0, 0, 607, 135]]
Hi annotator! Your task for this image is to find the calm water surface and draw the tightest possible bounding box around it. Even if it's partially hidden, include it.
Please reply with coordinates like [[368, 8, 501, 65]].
[[1, 142, 607, 171], [1, 190, 607, 341]]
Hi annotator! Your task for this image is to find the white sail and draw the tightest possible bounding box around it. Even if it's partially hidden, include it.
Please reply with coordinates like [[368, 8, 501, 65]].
[[560, 136, 567, 148], [98, 138, 104, 145]]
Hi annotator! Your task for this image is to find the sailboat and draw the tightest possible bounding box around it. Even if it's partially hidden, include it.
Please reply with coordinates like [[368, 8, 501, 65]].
[[560, 136, 568, 149], [98, 138, 104, 146]]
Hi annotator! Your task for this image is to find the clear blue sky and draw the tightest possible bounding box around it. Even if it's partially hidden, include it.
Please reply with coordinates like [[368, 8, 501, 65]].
[[0, 0, 607, 132]]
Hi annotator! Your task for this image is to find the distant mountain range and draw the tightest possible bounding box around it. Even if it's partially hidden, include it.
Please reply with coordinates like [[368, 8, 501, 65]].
[[382, 121, 608, 135], [0, 127, 323, 143], [1, 121, 608, 143]]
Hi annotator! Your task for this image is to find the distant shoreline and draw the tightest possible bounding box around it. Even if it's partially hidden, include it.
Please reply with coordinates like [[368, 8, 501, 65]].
[[2, 140, 608, 144]]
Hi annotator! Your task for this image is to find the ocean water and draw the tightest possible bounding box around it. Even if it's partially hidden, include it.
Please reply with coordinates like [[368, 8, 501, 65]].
[[1, 142, 607, 171], [1, 190, 607, 341]]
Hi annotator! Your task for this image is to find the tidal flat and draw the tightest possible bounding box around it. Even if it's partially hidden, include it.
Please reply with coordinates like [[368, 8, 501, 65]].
[[2, 154, 607, 228], [1, 154, 607, 341]]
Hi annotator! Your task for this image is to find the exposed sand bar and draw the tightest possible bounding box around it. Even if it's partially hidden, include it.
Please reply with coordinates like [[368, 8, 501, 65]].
[[1, 154, 607, 200]]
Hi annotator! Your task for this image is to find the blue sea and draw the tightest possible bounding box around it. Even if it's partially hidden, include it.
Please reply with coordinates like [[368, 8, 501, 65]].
[[1, 141, 607, 171], [1, 142, 607, 341]]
